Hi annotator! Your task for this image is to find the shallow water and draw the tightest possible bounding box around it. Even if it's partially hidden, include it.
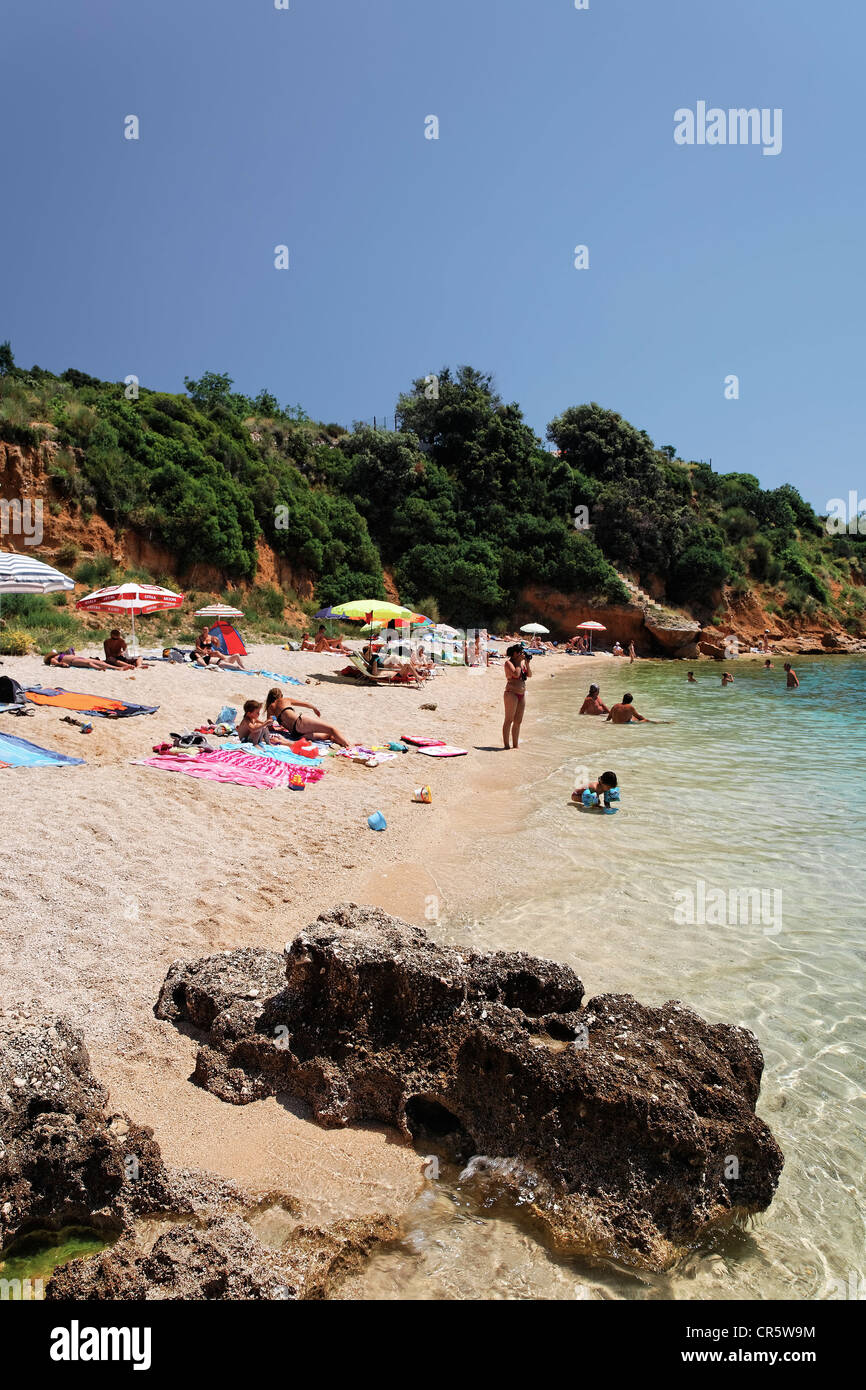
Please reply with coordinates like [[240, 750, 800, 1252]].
[[344, 656, 866, 1301]]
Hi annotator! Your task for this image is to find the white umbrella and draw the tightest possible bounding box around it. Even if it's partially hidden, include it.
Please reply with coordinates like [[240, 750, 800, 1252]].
[[76, 582, 184, 651], [194, 604, 245, 619], [520, 623, 550, 636], [0, 551, 74, 623], [433, 624, 462, 637]]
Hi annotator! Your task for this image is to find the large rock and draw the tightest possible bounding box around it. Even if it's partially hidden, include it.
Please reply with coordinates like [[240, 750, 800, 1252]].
[[0, 1011, 169, 1251], [155, 904, 784, 1272], [643, 614, 702, 653]]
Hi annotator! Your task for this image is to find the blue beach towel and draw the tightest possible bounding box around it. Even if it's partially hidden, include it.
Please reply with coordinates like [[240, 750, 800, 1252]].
[[0, 731, 85, 768], [223, 739, 323, 768]]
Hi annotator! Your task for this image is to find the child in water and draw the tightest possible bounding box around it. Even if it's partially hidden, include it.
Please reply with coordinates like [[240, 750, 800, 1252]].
[[572, 770, 618, 806]]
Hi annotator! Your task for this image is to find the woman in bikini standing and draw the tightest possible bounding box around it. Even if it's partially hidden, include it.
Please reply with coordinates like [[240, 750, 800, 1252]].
[[264, 688, 351, 748], [502, 643, 531, 749]]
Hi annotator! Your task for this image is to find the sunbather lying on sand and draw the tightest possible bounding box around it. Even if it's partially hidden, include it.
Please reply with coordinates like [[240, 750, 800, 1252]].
[[44, 651, 112, 671], [264, 688, 350, 747]]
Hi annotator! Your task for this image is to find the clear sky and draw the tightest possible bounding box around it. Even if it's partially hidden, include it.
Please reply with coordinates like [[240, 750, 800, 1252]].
[[2, 0, 863, 511]]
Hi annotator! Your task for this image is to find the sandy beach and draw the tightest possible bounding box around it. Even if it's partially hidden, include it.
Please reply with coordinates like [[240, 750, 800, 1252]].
[[1, 642, 572, 1225]]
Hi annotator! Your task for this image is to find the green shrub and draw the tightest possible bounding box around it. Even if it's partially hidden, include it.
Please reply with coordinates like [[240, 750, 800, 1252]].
[[74, 555, 116, 587], [55, 541, 79, 567]]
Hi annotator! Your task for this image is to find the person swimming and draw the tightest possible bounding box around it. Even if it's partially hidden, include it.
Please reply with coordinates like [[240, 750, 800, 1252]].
[[579, 683, 609, 716], [687, 671, 698, 683]]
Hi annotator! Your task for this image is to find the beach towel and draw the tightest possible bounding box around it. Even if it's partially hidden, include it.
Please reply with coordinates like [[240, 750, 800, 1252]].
[[415, 744, 468, 757], [0, 731, 85, 768], [24, 686, 159, 718], [400, 736, 447, 747], [135, 747, 324, 789], [223, 739, 323, 768]]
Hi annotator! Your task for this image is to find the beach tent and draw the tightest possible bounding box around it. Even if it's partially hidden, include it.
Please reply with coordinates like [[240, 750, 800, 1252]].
[[208, 620, 247, 657]]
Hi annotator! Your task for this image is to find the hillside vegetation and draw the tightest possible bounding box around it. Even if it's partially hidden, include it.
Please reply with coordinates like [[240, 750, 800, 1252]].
[[1, 343, 863, 636]]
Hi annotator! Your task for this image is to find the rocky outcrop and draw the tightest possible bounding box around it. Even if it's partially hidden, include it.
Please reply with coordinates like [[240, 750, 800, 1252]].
[[46, 1212, 398, 1301], [643, 613, 703, 655], [155, 904, 784, 1272], [0, 1011, 395, 1300], [0, 1011, 170, 1251]]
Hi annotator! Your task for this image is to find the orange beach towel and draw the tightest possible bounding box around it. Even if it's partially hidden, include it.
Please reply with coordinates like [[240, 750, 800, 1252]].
[[26, 690, 126, 712]]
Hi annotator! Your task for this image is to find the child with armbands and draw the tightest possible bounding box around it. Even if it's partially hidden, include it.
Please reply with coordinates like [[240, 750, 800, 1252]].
[[571, 769, 619, 809]]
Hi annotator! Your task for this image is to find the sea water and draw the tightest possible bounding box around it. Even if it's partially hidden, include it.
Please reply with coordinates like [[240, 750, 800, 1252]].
[[342, 656, 866, 1300]]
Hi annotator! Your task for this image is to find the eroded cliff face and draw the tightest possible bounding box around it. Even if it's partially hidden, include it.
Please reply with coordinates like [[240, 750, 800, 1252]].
[[155, 904, 784, 1273], [0, 441, 313, 615]]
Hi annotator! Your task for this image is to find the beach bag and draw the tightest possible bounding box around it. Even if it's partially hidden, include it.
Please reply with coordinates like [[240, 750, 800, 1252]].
[[0, 675, 26, 706]]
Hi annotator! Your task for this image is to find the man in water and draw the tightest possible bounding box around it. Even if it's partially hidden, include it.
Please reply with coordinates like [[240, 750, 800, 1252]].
[[687, 671, 698, 683], [606, 693, 647, 724], [763, 659, 772, 671], [784, 662, 800, 688], [579, 683, 609, 715], [722, 671, 734, 685]]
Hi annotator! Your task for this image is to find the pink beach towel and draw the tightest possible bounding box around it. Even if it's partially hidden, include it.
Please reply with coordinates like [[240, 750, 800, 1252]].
[[136, 748, 324, 789]]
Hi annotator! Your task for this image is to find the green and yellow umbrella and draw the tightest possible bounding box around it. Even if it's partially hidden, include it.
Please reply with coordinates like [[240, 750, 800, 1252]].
[[330, 600, 416, 624]]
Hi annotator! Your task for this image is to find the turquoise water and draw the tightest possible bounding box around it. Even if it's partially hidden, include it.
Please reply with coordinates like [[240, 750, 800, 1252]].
[[344, 656, 866, 1300]]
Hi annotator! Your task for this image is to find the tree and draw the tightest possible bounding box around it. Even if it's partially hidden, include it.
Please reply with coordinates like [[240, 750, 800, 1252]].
[[0, 341, 14, 376], [183, 371, 235, 411]]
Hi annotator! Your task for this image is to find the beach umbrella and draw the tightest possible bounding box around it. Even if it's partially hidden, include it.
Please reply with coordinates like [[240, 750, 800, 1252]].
[[194, 603, 245, 620], [576, 619, 606, 653], [520, 623, 550, 636], [0, 552, 74, 623], [76, 582, 184, 650], [433, 623, 462, 637], [330, 600, 415, 624]]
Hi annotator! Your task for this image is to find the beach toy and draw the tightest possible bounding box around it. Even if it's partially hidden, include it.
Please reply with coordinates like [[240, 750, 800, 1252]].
[[367, 811, 387, 831], [603, 788, 621, 806], [288, 771, 305, 791], [80, 723, 93, 735], [290, 738, 319, 759], [413, 785, 433, 803], [388, 740, 409, 752], [581, 789, 598, 806]]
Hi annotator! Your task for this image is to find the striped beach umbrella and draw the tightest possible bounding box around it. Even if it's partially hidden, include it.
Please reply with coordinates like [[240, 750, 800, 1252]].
[[76, 582, 184, 649], [0, 551, 74, 622], [194, 604, 245, 619]]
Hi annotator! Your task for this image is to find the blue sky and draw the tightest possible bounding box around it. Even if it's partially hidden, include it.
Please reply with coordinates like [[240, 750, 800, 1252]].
[[2, 0, 862, 510]]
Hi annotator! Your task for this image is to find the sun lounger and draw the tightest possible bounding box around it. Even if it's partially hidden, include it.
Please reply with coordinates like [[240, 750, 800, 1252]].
[[341, 654, 420, 686]]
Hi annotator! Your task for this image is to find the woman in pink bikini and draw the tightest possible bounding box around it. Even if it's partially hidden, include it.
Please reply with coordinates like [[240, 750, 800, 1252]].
[[502, 644, 531, 748]]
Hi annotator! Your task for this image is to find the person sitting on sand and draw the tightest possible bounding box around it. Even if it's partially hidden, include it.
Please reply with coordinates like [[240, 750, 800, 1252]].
[[103, 629, 148, 670], [579, 683, 609, 716], [722, 672, 734, 686], [236, 698, 292, 746], [310, 625, 351, 654], [44, 650, 113, 670], [687, 671, 698, 683], [572, 770, 618, 805], [264, 687, 350, 747], [195, 628, 245, 669], [784, 662, 800, 688], [606, 693, 647, 724], [612, 641, 624, 657]]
